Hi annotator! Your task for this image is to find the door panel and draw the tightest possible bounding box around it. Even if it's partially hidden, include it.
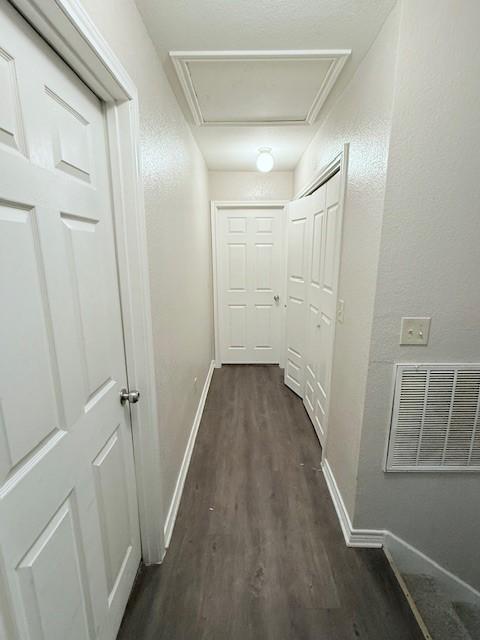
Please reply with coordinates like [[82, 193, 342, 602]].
[[61, 212, 113, 398], [0, 4, 141, 638], [254, 243, 274, 291], [227, 304, 247, 350], [0, 47, 25, 153], [47, 85, 93, 182], [285, 171, 343, 446], [0, 203, 61, 475], [284, 196, 313, 395], [252, 304, 274, 349], [217, 207, 283, 363], [303, 186, 326, 437], [17, 498, 92, 640], [313, 311, 332, 442], [304, 302, 320, 422], [312, 173, 341, 444], [227, 243, 247, 291]]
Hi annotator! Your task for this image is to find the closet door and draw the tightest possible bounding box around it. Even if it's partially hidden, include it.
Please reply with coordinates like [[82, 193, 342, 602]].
[[303, 173, 342, 446], [303, 185, 326, 429], [284, 196, 312, 395], [313, 172, 342, 445], [285, 171, 343, 447], [0, 4, 141, 638]]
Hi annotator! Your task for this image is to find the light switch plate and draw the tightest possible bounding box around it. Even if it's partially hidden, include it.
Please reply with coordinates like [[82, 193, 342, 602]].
[[400, 317, 431, 345]]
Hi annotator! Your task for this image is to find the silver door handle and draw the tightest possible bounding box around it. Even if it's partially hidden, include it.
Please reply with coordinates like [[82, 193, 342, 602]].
[[120, 388, 140, 405], [274, 295, 280, 303]]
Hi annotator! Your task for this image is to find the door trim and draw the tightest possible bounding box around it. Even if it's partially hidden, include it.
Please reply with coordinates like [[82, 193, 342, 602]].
[[211, 200, 288, 368], [11, 0, 165, 563], [294, 144, 349, 199]]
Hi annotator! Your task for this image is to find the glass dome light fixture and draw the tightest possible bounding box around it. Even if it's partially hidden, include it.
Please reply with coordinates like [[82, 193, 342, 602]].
[[256, 147, 274, 173]]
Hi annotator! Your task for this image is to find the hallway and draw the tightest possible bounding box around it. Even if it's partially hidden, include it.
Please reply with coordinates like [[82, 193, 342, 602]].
[[118, 366, 422, 639]]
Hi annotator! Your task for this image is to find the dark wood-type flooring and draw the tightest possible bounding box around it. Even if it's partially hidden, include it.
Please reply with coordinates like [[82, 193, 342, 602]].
[[118, 365, 423, 639]]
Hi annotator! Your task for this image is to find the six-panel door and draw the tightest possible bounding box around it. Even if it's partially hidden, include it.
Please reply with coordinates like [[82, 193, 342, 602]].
[[303, 184, 326, 426], [284, 172, 342, 446], [0, 3, 141, 638], [217, 207, 283, 364]]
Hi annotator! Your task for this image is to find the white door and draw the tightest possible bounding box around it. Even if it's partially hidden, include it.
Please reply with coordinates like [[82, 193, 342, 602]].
[[284, 195, 313, 395], [0, 3, 141, 639], [309, 172, 342, 445], [286, 172, 343, 445], [216, 206, 283, 364], [303, 184, 326, 426]]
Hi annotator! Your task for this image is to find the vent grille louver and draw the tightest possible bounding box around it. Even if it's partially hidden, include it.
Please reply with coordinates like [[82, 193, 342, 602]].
[[386, 365, 480, 472]]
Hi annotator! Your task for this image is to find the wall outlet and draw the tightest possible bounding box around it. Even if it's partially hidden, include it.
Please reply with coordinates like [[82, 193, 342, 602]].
[[336, 299, 345, 324], [400, 317, 431, 345], [194, 376, 198, 391]]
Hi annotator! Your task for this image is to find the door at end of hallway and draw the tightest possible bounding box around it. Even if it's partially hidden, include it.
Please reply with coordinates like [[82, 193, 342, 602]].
[[214, 204, 285, 365]]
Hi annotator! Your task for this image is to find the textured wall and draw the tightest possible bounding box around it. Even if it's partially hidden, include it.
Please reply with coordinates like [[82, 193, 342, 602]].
[[80, 0, 214, 528], [209, 171, 293, 201], [294, 4, 401, 518], [356, 0, 480, 590]]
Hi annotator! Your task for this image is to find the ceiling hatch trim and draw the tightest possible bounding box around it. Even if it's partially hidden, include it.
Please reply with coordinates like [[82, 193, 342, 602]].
[[170, 50, 351, 127]]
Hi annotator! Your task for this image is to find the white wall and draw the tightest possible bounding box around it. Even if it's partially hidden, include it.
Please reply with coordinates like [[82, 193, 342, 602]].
[[209, 171, 293, 201], [294, 4, 401, 517], [296, 0, 480, 591], [355, 0, 480, 591], [80, 0, 214, 531]]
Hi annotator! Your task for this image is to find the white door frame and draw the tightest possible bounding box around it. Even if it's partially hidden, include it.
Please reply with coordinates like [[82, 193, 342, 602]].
[[292, 143, 349, 440], [211, 200, 288, 368], [11, 0, 165, 563], [294, 144, 349, 200]]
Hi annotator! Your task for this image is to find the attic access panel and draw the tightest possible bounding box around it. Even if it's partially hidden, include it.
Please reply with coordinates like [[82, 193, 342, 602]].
[[170, 50, 351, 126]]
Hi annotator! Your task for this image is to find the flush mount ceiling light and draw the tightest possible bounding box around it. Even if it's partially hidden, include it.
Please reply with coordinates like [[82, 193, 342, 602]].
[[256, 147, 274, 173]]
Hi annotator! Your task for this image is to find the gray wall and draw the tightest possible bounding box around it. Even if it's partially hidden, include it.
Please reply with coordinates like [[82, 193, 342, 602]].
[[355, 0, 480, 591], [81, 0, 214, 529], [295, 4, 401, 517]]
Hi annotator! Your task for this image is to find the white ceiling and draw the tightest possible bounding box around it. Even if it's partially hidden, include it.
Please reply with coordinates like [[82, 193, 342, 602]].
[[135, 0, 397, 171]]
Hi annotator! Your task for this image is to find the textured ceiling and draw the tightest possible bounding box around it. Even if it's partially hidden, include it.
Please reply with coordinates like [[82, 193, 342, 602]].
[[135, 0, 397, 170]]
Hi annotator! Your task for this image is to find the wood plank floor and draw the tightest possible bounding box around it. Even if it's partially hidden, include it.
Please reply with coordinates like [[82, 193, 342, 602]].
[[118, 365, 423, 639]]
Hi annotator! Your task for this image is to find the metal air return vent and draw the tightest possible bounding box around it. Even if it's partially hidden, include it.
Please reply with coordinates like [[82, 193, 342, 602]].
[[386, 364, 480, 472]]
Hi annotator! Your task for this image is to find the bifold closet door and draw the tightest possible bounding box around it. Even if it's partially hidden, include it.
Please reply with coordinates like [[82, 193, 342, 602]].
[[217, 207, 283, 363], [284, 196, 313, 395], [0, 4, 141, 639], [284, 172, 342, 447], [303, 173, 342, 446], [303, 184, 326, 428]]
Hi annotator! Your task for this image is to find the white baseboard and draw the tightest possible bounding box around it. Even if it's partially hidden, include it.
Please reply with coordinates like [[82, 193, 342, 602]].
[[384, 531, 480, 607], [321, 459, 384, 547], [163, 360, 215, 549], [322, 457, 480, 606]]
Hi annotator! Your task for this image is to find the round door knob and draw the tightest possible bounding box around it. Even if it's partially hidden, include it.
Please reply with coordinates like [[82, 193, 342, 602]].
[[120, 388, 141, 406]]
